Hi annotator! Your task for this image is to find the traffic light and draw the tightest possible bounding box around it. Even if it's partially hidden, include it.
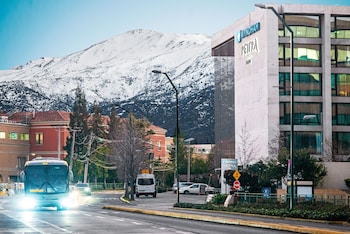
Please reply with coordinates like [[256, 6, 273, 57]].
[[223, 170, 235, 185]]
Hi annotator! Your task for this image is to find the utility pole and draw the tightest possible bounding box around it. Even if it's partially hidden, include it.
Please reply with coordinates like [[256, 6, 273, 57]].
[[69, 128, 80, 172]]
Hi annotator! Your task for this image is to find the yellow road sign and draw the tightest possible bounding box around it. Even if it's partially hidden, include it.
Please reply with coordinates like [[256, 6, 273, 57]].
[[233, 170, 241, 180]]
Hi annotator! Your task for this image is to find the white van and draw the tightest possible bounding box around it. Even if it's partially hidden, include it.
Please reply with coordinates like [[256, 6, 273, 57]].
[[135, 174, 157, 198]]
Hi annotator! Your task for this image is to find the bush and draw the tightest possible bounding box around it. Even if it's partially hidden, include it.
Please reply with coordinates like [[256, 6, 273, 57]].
[[174, 201, 350, 222], [210, 193, 228, 205]]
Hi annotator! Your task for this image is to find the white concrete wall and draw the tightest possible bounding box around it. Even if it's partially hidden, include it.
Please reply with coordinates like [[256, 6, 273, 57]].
[[318, 162, 350, 189]]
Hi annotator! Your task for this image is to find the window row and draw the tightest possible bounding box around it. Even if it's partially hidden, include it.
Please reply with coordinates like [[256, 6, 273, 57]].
[[279, 72, 321, 96], [0, 131, 29, 140], [280, 103, 350, 126], [279, 73, 350, 97], [281, 131, 350, 155], [278, 15, 350, 39]]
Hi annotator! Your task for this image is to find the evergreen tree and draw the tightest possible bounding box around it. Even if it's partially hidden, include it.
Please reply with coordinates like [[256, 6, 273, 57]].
[[64, 86, 90, 182]]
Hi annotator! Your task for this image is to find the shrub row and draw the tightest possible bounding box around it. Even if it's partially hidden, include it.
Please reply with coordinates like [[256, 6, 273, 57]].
[[174, 201, 350, 222]]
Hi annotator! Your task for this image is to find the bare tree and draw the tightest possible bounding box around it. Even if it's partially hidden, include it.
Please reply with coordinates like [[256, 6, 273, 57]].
[[236, 121, 259, 169], [110, 113, 150, 200]]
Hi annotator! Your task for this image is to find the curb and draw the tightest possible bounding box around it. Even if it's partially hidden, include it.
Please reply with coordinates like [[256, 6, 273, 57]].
[[103, 205, 349, 234]]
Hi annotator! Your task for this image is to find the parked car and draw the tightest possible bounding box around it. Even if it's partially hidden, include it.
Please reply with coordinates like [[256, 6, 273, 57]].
[[171, 182, 194, 193], [74, 183, 91, 196], [179, 183, 215, 195]]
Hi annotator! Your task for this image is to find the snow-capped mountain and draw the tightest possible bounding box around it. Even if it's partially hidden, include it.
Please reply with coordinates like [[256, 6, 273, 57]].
[[0, 29, 215, 143]]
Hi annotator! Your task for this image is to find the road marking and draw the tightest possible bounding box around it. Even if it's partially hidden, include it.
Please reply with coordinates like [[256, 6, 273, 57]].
[[113, 218, 124, 222], [132, 221, 142, 225]]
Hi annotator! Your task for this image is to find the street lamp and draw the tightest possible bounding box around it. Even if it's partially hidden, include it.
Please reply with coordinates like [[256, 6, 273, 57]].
[[255, 4, 295, 210], [184, 137, 195, 182], [152, 70, 180, 203]]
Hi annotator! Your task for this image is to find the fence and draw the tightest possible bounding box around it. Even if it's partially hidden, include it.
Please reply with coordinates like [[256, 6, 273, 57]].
[[89, 183, 124, 191]]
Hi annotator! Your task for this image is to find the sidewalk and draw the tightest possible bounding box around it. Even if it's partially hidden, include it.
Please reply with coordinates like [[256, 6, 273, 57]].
[[103, 195, 350, 234]]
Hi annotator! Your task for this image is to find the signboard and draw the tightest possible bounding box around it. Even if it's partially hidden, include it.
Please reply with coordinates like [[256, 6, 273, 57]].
[[233, 180, 240, 190], [262, 187, 271, 198], [233, 170, 241, 180], [221, 158, 238, 194]]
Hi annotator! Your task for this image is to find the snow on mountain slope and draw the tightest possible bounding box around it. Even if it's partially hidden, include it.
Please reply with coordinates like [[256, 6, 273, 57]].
[[0, 29, 213, 103], [0, 29, 215, 143]]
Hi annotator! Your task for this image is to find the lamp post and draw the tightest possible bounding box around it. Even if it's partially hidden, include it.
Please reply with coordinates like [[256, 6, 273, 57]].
[[255, 4, 295, 210], [152, 70, 180, 203]]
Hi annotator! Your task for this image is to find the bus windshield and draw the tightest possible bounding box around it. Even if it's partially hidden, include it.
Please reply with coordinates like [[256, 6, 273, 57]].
[[25, 165, 68, 194]]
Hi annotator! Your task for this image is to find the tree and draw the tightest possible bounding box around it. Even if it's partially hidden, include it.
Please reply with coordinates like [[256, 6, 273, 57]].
[[265, 147, 327, 188], [64, 86, 90, 182], [110, 113, 151, 200], [236, 121, 259, 169]]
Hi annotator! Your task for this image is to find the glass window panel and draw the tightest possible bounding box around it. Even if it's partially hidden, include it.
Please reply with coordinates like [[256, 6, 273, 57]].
[[0, 132, 5, 139], [284, 15, 320, 38], [280, 102, 322, 125], [8, 132, 18, 140], [332, 103, 350, 125], [20, 133, 29, 141], [35, 133, 43, 145], [332, 45, 350, 67], [279, 73, 321, 96], [282, 44, 321, 67], [331, 16, 350, 39], [283, 131, 321, 154], [332, 74, 350, 96], [332, 132, 350, 155]]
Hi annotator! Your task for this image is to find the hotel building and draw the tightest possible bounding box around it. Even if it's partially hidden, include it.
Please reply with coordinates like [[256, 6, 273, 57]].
[[212, 4, 350, 167]]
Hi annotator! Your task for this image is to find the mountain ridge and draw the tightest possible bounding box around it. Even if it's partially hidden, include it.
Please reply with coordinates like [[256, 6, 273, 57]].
[[0, 29, 215, 143]]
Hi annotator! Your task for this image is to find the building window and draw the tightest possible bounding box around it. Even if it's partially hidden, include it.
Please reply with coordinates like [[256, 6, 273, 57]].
[[332, 132, 350, 155], [331, 74, 350, 96], [331, 45, 350, 67], [0, 132, 5, 139], [282, 15, 320, 38], [8, 132, 18, 140], [35, 133, 43, 145], [157, 141, 161, 151], [282, 131, 322, 154], [20, 133, 29, 141], [332, 103, 350, 125], [280, 102, 322, 125], [279, 44, 321, 67], [331, 16, 350, 39], [279, 73, 321, 96]]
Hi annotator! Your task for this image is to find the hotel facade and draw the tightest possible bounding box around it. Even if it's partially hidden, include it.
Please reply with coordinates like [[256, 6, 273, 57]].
[[212, 4, 350, 167]]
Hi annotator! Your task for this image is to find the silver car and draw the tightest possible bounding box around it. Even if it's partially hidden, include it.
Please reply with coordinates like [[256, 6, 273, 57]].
[[179, 183, 215, 194], [171, 182, 194, 193]]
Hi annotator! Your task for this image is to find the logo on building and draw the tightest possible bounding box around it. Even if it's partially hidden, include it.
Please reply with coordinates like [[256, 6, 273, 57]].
[[241, 38, 259, 57], [236, 22, 260, 43]]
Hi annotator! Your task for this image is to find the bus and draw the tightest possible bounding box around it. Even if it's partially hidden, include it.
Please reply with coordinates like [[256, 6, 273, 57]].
[[20, 157, 73, 210]]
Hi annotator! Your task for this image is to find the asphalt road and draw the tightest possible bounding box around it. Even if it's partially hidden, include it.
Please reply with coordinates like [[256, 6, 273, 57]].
[[103, 190, 350, 234]]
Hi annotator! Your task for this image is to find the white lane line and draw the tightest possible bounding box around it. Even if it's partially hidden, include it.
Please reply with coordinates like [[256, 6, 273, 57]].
[[131, 221, 143, 225]]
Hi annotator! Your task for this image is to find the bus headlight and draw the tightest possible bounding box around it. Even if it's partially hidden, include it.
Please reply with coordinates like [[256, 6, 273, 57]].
[[19, 197, 37, 210]]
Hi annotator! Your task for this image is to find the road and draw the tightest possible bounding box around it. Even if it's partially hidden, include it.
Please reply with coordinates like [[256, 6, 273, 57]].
[[0, 191, 291, 234]]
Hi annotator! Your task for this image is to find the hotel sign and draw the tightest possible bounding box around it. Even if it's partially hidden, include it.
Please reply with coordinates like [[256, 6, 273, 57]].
[[236, 22, 260, 43]]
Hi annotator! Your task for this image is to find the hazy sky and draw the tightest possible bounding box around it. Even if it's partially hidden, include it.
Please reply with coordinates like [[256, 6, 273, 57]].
[[0, 0, 349, 70]]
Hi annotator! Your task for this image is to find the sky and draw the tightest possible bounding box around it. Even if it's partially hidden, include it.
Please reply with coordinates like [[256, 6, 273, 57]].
[[0, 0, 349, 70]]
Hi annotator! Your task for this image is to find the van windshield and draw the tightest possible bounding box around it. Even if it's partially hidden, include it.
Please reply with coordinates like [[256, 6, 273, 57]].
[[138, 178, 154, 185]]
